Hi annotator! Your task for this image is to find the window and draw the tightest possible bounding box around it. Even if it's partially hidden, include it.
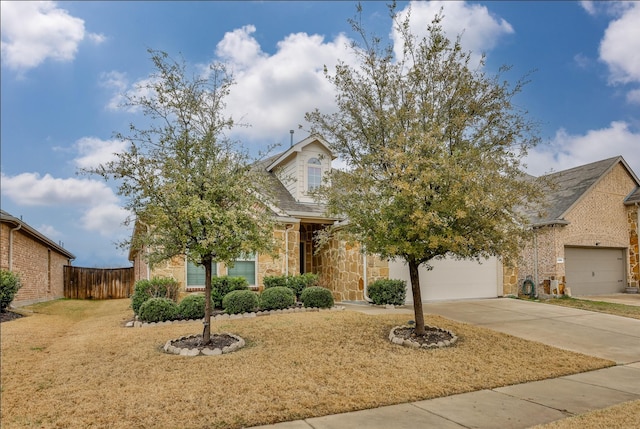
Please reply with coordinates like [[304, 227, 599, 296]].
[[307, 158, 322, 191], [228, 254, 256, 286], [186, 260, 217, 288]]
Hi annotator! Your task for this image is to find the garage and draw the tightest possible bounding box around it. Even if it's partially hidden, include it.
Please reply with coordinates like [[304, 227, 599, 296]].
[[564, 247, 626, 296], [388, 256, 501, 303]]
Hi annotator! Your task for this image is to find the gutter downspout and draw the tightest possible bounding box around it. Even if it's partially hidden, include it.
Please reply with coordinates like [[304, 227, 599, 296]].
[[8, 224, 22, 271]]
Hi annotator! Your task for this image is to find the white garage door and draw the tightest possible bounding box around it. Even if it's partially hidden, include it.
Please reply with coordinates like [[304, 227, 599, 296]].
[[388, 256, 501, 303], [565, 247, 626, 296]]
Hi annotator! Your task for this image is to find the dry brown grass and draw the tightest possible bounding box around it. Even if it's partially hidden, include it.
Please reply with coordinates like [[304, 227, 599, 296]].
[[1, 299, 613, 429], [533, 400, 640, 429]]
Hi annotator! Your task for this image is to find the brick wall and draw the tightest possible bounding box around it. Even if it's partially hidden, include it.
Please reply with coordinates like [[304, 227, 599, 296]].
[[1, 223, 72, 306]]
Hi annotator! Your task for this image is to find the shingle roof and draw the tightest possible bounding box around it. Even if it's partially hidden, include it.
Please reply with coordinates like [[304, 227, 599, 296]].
[[526, 156, 640, 226], [0, 210, 76, 259], [253, 153, 335, 221]]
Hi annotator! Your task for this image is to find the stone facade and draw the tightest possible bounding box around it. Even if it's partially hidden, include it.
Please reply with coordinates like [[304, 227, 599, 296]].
[[506, 162, 639, 295], [0, 221, 74, 306], [317, 232, 388, 302]]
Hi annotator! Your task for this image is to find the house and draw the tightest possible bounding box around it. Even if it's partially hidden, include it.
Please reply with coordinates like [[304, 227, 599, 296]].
[[505, 156, 640, 297], [393, 156, 640, 302], [130, 139, 640, 303], [129, 135, 389, 301], [0, 210, 76, 306]]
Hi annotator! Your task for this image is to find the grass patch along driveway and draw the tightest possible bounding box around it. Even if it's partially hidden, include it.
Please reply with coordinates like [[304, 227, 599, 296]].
[[539, 296, 640, 320], [1, 299, 613, 429]]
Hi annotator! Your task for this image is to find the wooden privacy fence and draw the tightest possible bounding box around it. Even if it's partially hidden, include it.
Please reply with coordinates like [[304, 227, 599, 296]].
[[64, 266, 135, 300]]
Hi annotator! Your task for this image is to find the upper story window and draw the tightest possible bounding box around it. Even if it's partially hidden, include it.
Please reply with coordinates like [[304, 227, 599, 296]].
[[308, 158, 322, 191]]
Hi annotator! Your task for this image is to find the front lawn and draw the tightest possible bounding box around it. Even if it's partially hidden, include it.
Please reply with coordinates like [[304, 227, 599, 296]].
[[0, 299, 613, 428]]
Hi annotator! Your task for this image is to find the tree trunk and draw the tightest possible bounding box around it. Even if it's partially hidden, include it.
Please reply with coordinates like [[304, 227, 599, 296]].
[[203, 256, 213, 344], [408, 258, 426, 336]]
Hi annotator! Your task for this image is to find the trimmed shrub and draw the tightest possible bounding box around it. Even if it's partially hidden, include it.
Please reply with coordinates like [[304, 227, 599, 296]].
[[138, 297, 178, 322], [222, 290, 258, 315], [300, 286, 334, 308], [177, 294, 207, 320], [211, 276, 249, 309], [367, 279, 407, 306], [0, 270, 22, 311], [131, 277, 180, 315], [260, 286, 295, 310], [263, 275, 288, 289], [263, 273, 319, 300]]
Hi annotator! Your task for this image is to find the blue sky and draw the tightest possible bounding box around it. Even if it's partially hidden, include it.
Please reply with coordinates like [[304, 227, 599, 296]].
[[2, 1, 639, 268]]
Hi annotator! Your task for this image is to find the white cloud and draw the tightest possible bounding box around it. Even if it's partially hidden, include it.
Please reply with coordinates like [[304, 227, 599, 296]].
[[81, 203, 131, 237], [393, 1, 514, 66], [215, 25, 266, 68], [599, 2, 640, 85], [217, 27, 354, 143], [99, 71, 129, 110], [580, 1, 597, 16], [37, 224, 62, 239], [106, 2, 514, 148], [0, 1, 103, 71], [0, 172, 118, 206], [73, 137, 127, 170], [627, 88, 640, 105], [525, 121, 640, 176]]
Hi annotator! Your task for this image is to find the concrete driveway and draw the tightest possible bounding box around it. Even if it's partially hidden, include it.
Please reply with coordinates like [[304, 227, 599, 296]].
[[423, 298, 640, 364], [251, 298, 640, 429]]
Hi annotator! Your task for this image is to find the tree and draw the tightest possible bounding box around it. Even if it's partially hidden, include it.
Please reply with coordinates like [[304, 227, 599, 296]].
[[306, 4, 544, 335], [90, 50, 276, 343]]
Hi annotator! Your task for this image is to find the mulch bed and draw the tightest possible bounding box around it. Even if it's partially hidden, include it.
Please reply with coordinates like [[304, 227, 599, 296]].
[[0, 310, 24, 323], [393, 326, 454, 346], [170, 333, 239, 350]]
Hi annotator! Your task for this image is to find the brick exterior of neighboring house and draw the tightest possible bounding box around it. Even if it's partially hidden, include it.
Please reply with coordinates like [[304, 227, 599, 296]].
[[129, 135, 388, 302], [1, 210, 75, 307], [504, 157, 640, 296]]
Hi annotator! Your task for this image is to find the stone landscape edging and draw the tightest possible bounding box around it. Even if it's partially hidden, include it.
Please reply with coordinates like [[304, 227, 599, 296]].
[[163, 333, 246, 356], [126, 305, 345, 328], [389, 325, 458, 349]]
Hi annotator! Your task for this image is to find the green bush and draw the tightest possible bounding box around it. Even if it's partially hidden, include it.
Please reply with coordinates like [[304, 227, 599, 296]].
[[367, 279, 407, 305], [0, 270, 22, 311], [263, 275, 288, 289], [263, 273, 318, 300], [211, 276, 249, 309], [300, 286, 334, 308], [131, 277, 180, 315], [259, 286, 295, 310], [177, 294, 208, 320], [138, 297, 178, 322], [222, 290, 258, 315]]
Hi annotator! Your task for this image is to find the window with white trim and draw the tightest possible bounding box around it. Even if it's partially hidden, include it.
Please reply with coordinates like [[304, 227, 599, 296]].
[[307, 158, 322, 191], [227, 254, 257, 286], [186, 260, 217, 288]]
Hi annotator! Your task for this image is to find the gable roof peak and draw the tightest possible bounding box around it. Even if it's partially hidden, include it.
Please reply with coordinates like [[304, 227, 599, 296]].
[[266, 134, 335, 172]]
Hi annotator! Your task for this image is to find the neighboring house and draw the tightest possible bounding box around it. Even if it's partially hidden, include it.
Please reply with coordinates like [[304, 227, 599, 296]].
[[129, 135, 389, 302], [505, 156, 640, 297], [0, 210, 76, 306]]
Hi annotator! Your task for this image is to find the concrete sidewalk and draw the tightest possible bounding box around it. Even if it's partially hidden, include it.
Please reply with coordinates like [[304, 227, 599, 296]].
[[249, 298, 640, 429]]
